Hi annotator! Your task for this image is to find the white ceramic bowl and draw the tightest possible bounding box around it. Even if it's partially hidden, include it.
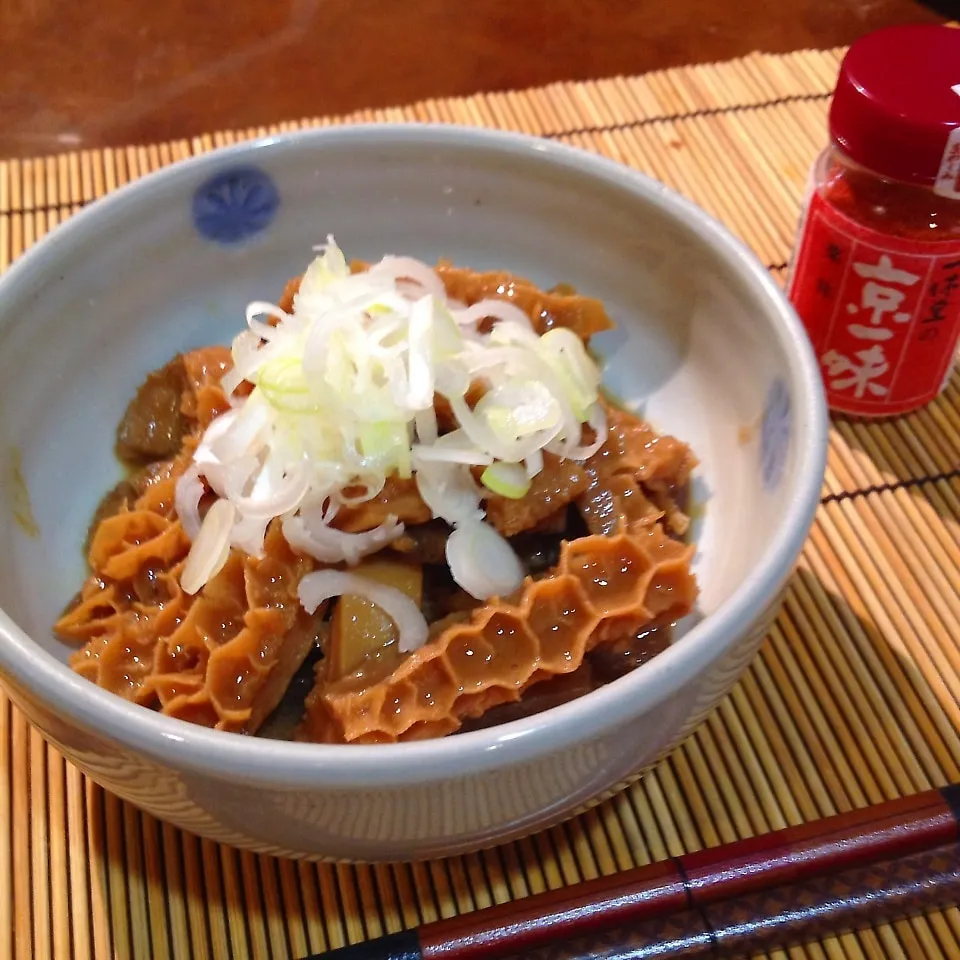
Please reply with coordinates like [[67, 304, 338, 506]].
[[0, 126, 826, 860]]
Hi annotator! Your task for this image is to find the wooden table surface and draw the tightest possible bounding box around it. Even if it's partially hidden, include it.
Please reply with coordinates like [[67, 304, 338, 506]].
[[0, 0, 947, 159]]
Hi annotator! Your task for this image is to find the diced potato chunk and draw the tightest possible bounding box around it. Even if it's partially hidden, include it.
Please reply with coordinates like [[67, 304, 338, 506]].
[[328, 559, 423, 680]]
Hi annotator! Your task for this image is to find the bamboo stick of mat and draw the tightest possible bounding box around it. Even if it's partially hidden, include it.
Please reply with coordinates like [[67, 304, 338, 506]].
[[304, 785, 960, 959]]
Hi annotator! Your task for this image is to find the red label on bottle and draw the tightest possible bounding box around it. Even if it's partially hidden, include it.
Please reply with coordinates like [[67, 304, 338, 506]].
[[787, 190, 960, 416]]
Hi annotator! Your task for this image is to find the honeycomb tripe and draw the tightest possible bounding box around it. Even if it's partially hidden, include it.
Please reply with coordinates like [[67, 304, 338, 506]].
[[297, 522, 696, 743]]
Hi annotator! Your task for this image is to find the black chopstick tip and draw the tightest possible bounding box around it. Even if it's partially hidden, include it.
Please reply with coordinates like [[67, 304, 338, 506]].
[[301, 929, 422, 960], [940, 784, 960, 824]]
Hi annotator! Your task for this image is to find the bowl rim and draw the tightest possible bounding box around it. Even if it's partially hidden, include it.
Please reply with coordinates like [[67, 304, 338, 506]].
[[0, 123, 828, 786]]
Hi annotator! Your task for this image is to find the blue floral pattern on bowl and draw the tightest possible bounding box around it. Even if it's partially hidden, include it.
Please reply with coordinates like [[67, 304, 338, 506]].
[[760, 378, 791, 490], [192, 167, 280, 245]]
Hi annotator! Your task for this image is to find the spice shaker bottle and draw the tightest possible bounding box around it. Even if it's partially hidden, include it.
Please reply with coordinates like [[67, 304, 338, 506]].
[[787, 24, 960, 417]]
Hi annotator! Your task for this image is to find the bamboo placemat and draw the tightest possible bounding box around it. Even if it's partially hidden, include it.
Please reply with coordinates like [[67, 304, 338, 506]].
[[4, 47, 960, 960]]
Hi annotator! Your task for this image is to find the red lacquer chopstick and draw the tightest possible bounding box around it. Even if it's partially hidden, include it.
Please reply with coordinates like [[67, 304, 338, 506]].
[[302, 784, 960, 960]]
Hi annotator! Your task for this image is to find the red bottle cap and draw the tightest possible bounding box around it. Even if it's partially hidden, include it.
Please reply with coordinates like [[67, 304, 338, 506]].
[[830, 24, 960, 186]]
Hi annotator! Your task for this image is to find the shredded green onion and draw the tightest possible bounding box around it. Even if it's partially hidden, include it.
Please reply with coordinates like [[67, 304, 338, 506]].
[[480, 462, 531, 499], [176, 236, 607, 610]]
